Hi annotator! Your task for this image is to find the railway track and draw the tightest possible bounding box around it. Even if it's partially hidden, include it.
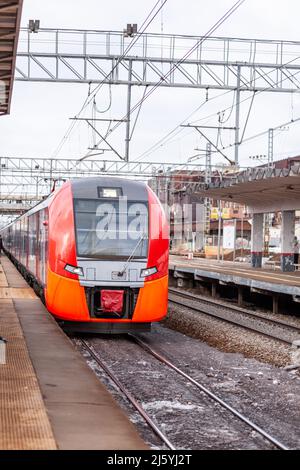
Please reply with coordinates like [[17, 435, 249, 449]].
[[79, 338, 175, 450], [78, 335, 289, 450], [169, 288, 300, 345]]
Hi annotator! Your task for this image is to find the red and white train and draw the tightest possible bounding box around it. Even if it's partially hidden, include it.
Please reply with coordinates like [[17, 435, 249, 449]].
[[1, 177, 169, 333]]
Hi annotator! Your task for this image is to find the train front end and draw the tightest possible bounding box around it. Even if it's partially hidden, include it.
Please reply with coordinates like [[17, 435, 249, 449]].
[[45, 178, 169, 333]]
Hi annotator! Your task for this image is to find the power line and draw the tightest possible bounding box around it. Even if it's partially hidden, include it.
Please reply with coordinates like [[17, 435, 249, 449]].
[[80, 0, 247, 162], [130, 86, 149, 141], [181, 124, 234, 164], [52, 0, 169, 158], [216, 68, 300, 152], [239, 91, 256, 144], [136, 53, 300, 162], [190, 63, 300, 147], [81, 0, 169, 112], [227, 112, 300, 150], [93, 84, 112, 114], [218, 91, 236, 124], [134, 94, 211, 162]]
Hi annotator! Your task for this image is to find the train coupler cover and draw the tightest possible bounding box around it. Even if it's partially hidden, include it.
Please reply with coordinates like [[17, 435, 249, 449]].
[[101, 290, 124, 313]]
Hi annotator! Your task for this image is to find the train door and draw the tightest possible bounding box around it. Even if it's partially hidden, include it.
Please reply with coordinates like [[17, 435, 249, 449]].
[[26, 215, 29, 270], [40, 208, 48, 286], [28, 214, 36, 275], [35, 211, 40, 280], [21, 217, 27, 267]]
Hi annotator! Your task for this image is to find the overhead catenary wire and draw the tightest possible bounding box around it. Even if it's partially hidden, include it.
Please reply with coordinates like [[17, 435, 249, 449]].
[[228, 112, 300, 149], [218, 90, 236, 124], [79, 0, 169, 112], [79, 0, 248, 162], [130, 86, 149, 141], [214, 92, 238, 154], [93, 84, 112, 114], [80, 0, 247, 161], [90, 89, 113, 148], [52, 0, 169, 158], [239, 90, 256, 144], [134, 96, 211, 163], [190, 63, 300, 127], [194, 67, 297, 156], [50, 3, 300, 165], [136, 53, 300, 162]]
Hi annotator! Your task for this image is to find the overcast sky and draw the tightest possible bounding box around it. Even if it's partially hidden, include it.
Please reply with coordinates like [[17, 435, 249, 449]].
[[2, 0, 300, 168]]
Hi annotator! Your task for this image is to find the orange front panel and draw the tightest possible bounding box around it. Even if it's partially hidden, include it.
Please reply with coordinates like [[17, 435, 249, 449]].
[[45, 267, 90, 321], [46, 266, 168, 323], [132, 275, 169, 323]]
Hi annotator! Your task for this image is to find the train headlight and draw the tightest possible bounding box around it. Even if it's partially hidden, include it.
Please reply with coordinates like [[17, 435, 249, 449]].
[[64, 264, 84, 276], [140, 266, 158, 278]]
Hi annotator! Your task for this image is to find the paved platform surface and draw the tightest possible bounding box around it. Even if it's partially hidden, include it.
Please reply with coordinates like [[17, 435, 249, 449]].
[[0, 256, 147, 450], [170, 255, 300, 296], [0, 257, 56, 450]]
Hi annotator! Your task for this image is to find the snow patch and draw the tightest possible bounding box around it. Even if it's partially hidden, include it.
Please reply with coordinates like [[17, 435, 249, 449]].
[[137, 361, 148, 366], [142, 400, 203, 412]]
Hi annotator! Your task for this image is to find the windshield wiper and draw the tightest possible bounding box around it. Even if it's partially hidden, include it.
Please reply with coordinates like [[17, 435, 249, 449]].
[[118, 233, 146, 277]]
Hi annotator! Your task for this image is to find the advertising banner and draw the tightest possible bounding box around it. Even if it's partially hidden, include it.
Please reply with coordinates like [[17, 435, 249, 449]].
[[223, 220, 236, 250]]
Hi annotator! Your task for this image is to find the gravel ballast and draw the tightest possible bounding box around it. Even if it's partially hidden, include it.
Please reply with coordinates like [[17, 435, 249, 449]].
[[166, 302, 292, 367], [74, 320, 300, 450]]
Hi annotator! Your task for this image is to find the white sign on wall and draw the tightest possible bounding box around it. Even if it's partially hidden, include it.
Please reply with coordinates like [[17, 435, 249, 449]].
[[223, 220, 236, 250]]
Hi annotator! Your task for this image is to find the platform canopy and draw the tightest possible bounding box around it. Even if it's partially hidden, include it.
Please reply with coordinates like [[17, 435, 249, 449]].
[[0, 0, 23, 115], [195, 157, 300, 213]]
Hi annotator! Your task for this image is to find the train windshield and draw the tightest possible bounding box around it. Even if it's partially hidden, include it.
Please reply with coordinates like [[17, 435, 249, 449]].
[[74, 199, 149, 259]]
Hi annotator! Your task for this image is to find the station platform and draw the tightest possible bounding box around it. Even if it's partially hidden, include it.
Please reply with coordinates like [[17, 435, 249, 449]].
[[0, 256, 147, 450], [170, 255, 300, 298]]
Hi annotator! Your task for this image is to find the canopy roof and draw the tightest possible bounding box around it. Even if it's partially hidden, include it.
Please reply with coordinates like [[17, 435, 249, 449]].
[[0, 0, 23, 115]]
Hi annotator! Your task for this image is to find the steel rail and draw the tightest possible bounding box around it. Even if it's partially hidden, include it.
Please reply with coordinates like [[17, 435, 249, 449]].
[[168, 290, 298, 345], [169, 287, 300, 333], [79, 339, 176, 450], [130, 335, 289, 451]]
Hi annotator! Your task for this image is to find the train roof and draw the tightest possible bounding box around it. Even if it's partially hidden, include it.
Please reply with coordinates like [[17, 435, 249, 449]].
[[70, 177, 148, 201]]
